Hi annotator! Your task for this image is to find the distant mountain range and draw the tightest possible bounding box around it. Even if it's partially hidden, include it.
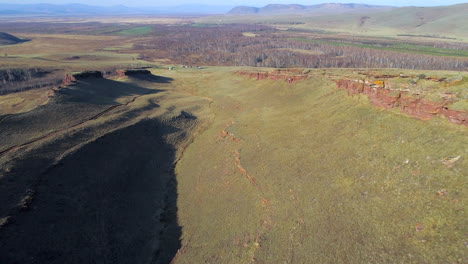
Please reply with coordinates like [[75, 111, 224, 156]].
[[228, 3, 393, 15], [0, 3, 233, 15]]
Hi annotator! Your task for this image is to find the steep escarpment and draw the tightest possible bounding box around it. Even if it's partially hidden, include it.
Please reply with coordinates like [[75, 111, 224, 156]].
[[62, 69, 156, 87], [0, 70, 211, 264], [336, 79, 467, 125], [237, 69, 467, 125], [62, 71, 104, 86], [0, 116, 204, 264], [116, 69, 152, 78]]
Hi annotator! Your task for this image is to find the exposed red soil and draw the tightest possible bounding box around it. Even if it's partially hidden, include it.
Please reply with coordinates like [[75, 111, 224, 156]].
[[234, 150, 257, 186], [219, 122, 272, 262], [62, 74, 77, 86], [360, 73, 449, 82], [336, 79, 467, 125], [440, 108, 468, 125], [237, 69, 308, 84]]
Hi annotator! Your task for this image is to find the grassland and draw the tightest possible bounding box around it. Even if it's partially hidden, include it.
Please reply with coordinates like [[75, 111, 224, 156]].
[[113, 25, 154, 36], [151, 67, 467, 263], [292, 37, 468, 57], [199, 4, 468, 41], [0, 65, 466, 263], [0, 12, 466, 264], [0, 33, 148, 70]]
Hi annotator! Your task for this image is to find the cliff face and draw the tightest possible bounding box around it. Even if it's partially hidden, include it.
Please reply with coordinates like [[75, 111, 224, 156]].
[[237, 69, 308, 84], [116, 69, 152, 78], [336, 79, 467, 126], [62, 69, 154, 88], [62, 71, 103, 86]]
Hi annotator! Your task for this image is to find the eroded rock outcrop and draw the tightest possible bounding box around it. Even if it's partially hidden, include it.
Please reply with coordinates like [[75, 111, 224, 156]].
[[440, 108, 468, 125], [336, 79, 467, 125], [238, 69, 308, 84]]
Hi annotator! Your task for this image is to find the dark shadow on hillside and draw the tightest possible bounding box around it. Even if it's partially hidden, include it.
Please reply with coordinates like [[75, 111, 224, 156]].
[[0, 77, 168, 152], [0, 119, 182, 264], [18, 39, 31, 44], [59, 77, 170, 105], [125, 71, 174, 84], [0, 31, 30, 46]]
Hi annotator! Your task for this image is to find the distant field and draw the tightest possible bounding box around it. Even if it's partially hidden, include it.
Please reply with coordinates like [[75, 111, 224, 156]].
[[0, 33, 151, 70], [292, 38, 468, 57], [113, 25, 154, 36], [199, 4, 468, 41]]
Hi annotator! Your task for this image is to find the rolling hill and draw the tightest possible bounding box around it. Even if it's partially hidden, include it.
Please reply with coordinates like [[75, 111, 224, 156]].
[[205, 3, 468, 40], [292, 3, 468, 39], [356, 3, 468, 38], [0, 32, 24, 45], [0, 3, 233, 15]]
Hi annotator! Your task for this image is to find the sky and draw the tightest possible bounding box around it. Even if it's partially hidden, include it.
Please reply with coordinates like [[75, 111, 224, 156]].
[[0, 0, 466, 7]]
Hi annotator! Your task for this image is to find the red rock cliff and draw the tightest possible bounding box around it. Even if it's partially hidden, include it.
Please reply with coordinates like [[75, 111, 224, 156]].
[[336, 79, 467, 126]]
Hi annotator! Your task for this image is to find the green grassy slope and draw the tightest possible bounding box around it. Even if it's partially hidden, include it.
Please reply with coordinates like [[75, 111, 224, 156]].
[[358, 4, 468, 38], [0, 67, 466, 263], [113, 26, 154, 36], [201, 4, 468, 40], [154, 68, 467, 263]]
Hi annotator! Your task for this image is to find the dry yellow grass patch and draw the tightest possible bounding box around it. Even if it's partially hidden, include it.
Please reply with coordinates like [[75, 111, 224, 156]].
[[242, 32, 258, 37], [0, 87, 50, 114]]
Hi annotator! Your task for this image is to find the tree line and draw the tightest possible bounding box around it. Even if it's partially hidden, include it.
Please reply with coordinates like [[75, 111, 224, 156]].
[[132, 24, 468, 71], [0, 68, 63, 94]]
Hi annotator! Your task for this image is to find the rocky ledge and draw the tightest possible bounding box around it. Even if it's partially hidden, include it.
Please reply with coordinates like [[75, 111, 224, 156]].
[[337, 79, 467, 126], [237, 69, 309, 84], [62, 71, 104, 86]]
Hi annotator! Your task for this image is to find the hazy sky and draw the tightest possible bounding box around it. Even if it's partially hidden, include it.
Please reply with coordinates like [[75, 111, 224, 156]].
[[0, 0, 466, 7]]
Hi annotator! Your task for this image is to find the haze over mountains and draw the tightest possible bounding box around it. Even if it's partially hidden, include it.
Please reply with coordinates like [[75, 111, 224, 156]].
[[0, 2, 465, 16], [228, 3, 393, 15], [0, 3, 233, 15], [0, 2, 461, 16]]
